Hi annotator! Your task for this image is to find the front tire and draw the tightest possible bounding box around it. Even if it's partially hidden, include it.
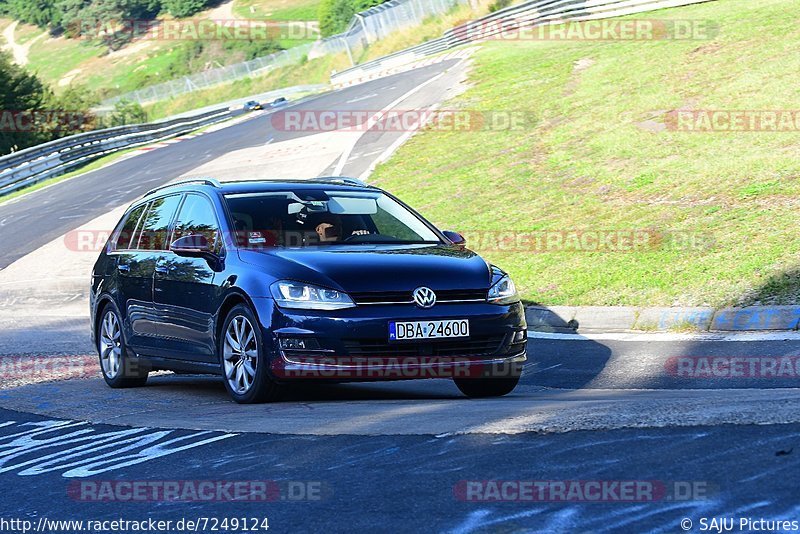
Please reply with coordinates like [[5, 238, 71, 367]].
[[220, 304, 280, 403], [97, 304, 148, 388], [454, 375, 520, 398]]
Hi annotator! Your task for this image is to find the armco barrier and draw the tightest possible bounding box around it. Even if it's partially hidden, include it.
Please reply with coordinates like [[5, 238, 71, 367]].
[[331, 0, 715, 86], [0, 107, 234, 197]]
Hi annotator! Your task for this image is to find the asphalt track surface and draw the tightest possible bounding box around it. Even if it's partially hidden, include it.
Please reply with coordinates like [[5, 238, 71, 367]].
[[1, 59, 800, 533]]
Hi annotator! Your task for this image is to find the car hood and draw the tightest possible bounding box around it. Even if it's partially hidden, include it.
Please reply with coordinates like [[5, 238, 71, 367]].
[[238, 244, 492, 292]]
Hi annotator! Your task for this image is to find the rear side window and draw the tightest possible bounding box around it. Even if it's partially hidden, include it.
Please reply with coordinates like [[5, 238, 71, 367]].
[[136, 195, 181, 251], [172, 194, 221, 252], [115, 205, 146, 250]]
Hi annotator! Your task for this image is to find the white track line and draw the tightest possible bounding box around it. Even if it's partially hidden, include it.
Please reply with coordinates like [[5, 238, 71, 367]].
[[359, 103, 442, 181], [528, 330, 800, 342], [332, 69, 449, 176]]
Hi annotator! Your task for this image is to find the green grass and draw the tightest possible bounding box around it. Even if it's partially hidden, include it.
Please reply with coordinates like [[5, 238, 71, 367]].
[[11, 22, 44, 45], [370, 0, 800, 307], [144, 51, 346, 119], [25, 36, 104, 87], [233, 0, 322, 21], [18, 1, 318, 97]]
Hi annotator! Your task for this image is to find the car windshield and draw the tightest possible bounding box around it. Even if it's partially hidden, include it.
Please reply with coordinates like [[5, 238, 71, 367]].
[[224, 189, 442, 248]]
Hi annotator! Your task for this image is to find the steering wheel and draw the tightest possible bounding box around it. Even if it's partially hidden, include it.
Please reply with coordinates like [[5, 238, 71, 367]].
[[343, 232, 369, 242]]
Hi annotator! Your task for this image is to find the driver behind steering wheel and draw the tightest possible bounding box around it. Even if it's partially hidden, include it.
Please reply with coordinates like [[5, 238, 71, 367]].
[[314, 215, 341, 243], [313, 214, 371, 243]]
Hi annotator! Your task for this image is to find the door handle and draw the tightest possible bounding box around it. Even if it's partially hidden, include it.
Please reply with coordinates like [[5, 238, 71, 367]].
[[155, 265, 170, 274], [118, 264, 130, 273]]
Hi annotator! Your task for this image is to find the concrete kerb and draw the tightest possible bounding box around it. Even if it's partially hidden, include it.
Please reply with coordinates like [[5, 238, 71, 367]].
[[525, 305, 800, 333]]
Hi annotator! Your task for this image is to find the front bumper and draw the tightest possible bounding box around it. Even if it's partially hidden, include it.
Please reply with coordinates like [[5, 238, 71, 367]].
[[251, 298, 527, 381], [272, 350, 527, 381]]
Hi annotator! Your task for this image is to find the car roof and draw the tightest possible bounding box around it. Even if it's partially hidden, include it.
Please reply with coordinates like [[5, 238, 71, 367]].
[[142, 178, 379, 199]]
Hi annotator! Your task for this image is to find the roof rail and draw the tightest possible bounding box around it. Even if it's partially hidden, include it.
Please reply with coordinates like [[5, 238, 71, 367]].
[[143, 177, 222, 197], [314, 176, 371, 188]]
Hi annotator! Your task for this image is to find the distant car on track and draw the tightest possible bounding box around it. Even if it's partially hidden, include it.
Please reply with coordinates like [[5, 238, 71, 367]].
[[243, 100, 262, 111], [90, 178, 527, 403], [269, 97, 288, 108]]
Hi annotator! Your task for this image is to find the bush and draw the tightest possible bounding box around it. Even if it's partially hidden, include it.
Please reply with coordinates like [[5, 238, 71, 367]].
[[318, 0, 386, 37], [162, 0, 208, 18], [488, 0, 512, 13], [107, 100, 147, 127]]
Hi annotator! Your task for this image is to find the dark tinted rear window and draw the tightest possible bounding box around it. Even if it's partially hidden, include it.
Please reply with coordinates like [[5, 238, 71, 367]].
[[172, 194, 221, 251], [136, 195, 182, 251], [115, 204, 146, 250]]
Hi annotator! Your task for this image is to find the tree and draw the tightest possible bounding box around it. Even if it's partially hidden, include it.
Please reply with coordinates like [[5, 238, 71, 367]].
[[127, 0, 162, 19], [161, 0, 207, 18], [318, 0, 385, 38], [58, 0, 135, 39], [107, 100, 147, 127], [5, 0, 60, 28], [0, 51, 51, 154]]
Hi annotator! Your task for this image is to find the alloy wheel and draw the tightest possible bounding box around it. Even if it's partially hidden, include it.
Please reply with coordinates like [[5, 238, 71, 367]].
[[223, 315, 258, 395], [99, 311, 122, 379]]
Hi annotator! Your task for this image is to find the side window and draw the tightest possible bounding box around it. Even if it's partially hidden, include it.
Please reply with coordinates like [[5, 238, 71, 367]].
[[136, 195, 181, 251], [114, 204, 146, 250], [172, 194, 221, 251]]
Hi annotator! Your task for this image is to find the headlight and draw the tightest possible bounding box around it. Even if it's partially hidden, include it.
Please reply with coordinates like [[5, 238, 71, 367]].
[[270, 280, 356, 310], [487, 273, 518, 305]]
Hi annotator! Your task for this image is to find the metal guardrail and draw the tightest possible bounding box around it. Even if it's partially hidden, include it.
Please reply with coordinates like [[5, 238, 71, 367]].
[[331, 0, 715, 84], [0, 107, 235, 197]]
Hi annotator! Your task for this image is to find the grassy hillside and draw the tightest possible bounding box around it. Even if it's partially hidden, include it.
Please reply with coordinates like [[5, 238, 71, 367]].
[[234, 0, 321, 21], [371, 0, 800, 307], [1, 0, 320, 98], [144, 51, 349, 118]]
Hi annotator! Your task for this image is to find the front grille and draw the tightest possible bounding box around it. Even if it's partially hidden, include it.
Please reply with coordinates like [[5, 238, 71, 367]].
[[351, 289, 488, 305], [342, 334, 505, 358]]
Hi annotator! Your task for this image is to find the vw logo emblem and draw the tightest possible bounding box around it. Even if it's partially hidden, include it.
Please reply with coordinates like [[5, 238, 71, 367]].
[[412, 287, 437, 308]]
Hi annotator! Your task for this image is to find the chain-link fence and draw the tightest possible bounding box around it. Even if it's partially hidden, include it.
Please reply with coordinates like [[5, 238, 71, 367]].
[[102, 0, 472, 107], [310, 0, 473, 61], [103, 42, 312, 106]]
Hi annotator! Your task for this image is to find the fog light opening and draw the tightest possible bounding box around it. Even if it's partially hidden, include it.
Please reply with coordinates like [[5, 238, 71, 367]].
[[279, 337, 321, 351]]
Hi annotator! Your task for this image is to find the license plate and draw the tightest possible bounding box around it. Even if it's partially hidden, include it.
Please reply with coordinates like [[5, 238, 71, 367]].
[[389, 319, 469, 341]]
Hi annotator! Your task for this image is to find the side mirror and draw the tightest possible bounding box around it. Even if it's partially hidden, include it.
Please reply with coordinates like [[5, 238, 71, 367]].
[[170, 234, 214, 259], [442, 230, 466, 248]]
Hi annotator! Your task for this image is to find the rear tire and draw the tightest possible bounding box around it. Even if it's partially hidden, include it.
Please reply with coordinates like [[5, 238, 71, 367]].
[[97, 303, 148, 388], [219, 304, 280, 404], [454, 375, 520, 398]]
